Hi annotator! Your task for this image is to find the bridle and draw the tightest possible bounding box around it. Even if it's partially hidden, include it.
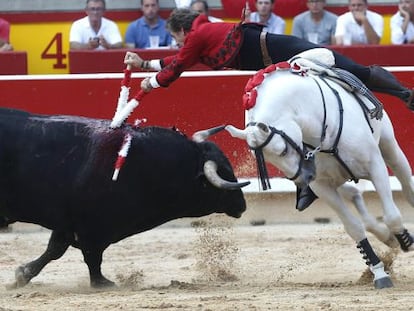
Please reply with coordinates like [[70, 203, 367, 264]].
[[247, 122, 312, 190]]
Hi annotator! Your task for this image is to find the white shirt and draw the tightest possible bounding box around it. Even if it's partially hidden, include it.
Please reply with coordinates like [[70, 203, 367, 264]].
[[175, 0, 191, 8], [335, 10, 383, 44], [250, 12, 285, 34], [208, 15, 223, 23], [69, 16, 122, 50], [390, 11, 414, 44]]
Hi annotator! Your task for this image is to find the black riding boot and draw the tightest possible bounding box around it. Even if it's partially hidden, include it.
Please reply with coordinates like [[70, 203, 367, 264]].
[[365, 65, 414, 110], [296, 186, 318, 211]]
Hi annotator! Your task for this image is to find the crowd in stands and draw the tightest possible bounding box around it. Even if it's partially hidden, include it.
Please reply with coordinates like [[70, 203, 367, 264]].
[[1, 0, 414, 54]]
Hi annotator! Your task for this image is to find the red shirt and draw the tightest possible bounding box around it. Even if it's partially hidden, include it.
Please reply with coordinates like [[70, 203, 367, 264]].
[[156, 15, 243, 87]]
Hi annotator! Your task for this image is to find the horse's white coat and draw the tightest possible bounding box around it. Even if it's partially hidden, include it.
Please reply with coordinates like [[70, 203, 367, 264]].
[[227, 69, 414, 249]]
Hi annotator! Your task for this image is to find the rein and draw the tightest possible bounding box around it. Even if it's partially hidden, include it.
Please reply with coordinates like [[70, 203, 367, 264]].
[[247, 122, 306, 189]]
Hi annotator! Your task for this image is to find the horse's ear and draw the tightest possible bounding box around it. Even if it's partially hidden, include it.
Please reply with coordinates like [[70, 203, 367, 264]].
[[257, 122, 269, 133]]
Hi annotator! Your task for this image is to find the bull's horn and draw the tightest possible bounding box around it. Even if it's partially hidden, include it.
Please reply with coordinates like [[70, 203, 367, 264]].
[[203, 160, 250, 190], [224, 125, 248, 140], [192, 125, 226, 142]]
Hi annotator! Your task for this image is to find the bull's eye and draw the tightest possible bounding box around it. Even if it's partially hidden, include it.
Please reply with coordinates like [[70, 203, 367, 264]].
[[279, 144, 288, 157]]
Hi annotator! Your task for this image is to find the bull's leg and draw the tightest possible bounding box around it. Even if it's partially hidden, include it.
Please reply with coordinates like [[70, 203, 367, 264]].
[[312, 182, 393, 288], [368, 153, 414, 251], [81, 248, 115, 288], [338, 183, 399, 248], [15, 230, 71, 287]]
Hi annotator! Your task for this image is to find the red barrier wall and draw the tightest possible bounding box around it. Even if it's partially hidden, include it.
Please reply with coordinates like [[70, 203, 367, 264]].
[[69, 49, 210, 74], [0, 51, 27, 75], [1, 69, 413, 177]]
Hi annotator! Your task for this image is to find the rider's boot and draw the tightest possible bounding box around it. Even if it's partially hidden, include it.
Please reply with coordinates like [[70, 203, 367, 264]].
[[296, 186, 318, 211], [365, 65, 414, 110]]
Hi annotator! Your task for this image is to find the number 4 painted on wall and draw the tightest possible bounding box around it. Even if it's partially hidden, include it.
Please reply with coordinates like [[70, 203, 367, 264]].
[[41, 33, 67, 69]]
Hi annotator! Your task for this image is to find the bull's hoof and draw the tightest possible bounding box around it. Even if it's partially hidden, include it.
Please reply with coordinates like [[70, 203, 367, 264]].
[[91, 277, 116, 288], [374, 276, 393, 289], [15, 266, 31, 288]]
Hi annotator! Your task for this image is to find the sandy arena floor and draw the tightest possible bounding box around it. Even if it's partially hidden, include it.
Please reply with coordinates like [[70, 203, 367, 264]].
[[0, 191, 414, 310]]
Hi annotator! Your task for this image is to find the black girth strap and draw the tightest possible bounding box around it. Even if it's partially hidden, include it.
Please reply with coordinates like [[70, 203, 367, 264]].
[[311, 76, 359, 183]]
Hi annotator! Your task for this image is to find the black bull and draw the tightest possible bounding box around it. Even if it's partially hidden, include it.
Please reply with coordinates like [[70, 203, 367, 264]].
[[0, 108, 248, 288]]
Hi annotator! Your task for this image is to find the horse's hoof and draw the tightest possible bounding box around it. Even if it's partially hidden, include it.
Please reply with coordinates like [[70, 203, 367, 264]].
[[15, 266, 30, 288], [374, 276, 393, 289]]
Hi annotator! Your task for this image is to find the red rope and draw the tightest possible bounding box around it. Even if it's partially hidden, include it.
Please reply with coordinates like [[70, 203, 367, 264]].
[[121, 68, 132, 87], [134, 89, 147, 101]]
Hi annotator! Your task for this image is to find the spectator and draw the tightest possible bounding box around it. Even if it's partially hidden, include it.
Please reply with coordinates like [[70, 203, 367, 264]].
[[335, 0, 383, 45], [190, 0, 223, 23], [125, 0, 172, 49], [246, 0, 285, 34], [391, 0, 414, 44], [69, 0, 123, 50], [0, 17, 13, 51], [292, 0, 337, 45]]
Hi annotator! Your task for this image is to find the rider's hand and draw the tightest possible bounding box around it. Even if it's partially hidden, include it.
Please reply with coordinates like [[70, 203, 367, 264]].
[[141, 77, 153, 93], [124, 51, 144, 68]]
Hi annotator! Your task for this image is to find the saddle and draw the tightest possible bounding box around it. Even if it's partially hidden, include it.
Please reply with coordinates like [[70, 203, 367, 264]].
[[288, 48, 383, 120]]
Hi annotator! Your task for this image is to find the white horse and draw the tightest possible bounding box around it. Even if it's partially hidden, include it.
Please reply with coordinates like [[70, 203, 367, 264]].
[[224, 62, 414, 289]]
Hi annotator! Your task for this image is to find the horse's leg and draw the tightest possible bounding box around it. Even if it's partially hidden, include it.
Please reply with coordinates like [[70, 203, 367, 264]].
[[14, 230, 71, 287], [312, 182, 393, 288], [338, 183, 399, 248], [379, 114, 414, 206], [368, 153, 414, 251]]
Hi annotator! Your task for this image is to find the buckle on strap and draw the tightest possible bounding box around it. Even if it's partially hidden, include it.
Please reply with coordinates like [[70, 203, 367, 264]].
[[260, 31, 272, 67]]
